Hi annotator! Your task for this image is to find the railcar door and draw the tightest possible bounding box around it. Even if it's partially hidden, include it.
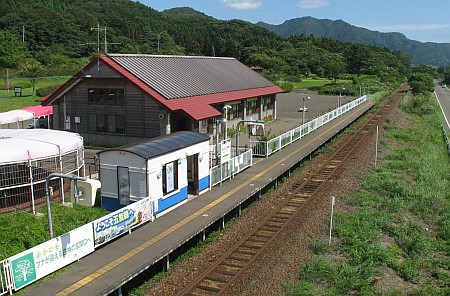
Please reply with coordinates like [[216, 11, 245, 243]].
[[187, 154, 199, 196]]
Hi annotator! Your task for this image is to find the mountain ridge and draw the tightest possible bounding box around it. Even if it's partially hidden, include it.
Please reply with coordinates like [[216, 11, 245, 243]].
[[256, 16, 450, 66]]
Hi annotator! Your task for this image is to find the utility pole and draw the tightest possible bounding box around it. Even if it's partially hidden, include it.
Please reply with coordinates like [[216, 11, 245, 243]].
[[6, 69, 10, 93], [89, 23, 121, 54], [91, 23, 101, 53], [81, 23, 120, 69]]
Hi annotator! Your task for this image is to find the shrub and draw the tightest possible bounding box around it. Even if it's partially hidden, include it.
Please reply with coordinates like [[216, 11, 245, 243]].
[[279, 81, 294, 92], [12, 81, 32, 89], [36, 84, 62, 97]]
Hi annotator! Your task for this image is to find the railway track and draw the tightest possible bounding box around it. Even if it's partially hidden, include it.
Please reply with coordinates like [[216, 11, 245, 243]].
[[177, 85, 408, 296]]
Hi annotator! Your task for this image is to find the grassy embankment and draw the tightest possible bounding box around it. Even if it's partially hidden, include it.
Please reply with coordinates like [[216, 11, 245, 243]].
[[0, 77, 108, 261], [283, 91, 450, 295], [0, 76, 69, 111]]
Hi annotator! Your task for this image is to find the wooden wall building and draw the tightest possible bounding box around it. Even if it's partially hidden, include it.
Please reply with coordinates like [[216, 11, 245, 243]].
[[43, 54, 284, 147]]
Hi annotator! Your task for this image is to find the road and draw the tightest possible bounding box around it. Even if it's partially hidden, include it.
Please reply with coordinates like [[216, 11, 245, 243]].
[[435, 83, 450, 129]]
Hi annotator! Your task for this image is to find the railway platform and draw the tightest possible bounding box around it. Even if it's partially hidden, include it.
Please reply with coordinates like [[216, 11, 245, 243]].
[[22, 97, 375, 296]]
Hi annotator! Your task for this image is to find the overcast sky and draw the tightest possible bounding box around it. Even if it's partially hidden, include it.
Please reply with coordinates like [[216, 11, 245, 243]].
[[139, 0, 450, 43]]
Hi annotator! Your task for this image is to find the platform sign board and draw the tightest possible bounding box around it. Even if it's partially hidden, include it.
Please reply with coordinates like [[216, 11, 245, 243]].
[[93, 197, 153, 246], [9, 224, 94, 291], [220, 140, 231, 163]]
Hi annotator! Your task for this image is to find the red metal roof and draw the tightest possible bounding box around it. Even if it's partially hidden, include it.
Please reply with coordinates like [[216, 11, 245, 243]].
[[22, 105, 53, 117], [165, 86, 283, 120], [43, 54, 284, 121]]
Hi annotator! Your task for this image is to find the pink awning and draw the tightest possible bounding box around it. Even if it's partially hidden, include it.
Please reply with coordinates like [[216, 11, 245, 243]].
[[22, 105, 53, 117]]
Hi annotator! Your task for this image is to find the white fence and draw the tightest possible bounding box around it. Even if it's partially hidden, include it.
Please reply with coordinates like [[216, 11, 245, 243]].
[[251, 95, 368, 157], [210, 149, 253, 188], [0, 259, 11, 295]]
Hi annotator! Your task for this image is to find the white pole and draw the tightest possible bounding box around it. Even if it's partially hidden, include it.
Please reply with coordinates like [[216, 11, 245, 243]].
[[375, 126, 379, 167], [302, 98, 306, 125], [104, 26, 108, 53], [329, 196, 335, 246], [29, 160, 36, 215], [6, 69, 10, 93]]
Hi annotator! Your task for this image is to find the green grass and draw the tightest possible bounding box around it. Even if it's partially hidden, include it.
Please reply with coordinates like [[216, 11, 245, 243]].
[[283, 92, 450, 295], [0, 203, 108, 261], [0, 76, 69, 112], [294, 78, 351, 89]]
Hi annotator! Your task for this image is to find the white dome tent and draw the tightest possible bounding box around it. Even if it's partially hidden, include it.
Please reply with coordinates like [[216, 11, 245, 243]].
[[0, 129, 84, 214], [0, 110, 34, 129]]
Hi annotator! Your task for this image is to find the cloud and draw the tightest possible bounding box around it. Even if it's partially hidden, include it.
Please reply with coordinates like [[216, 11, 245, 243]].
[[221, 0, 263, 10], [364, 23, 450, 32], [297, 0, 330, 9]]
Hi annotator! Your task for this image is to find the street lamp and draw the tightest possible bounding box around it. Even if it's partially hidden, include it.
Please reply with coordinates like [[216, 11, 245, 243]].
[[45, 173, 87, 239], [235, 119, 264, 156], [339, 87, 345, 107], [301, 96, 310, 125], [222, 105, 231, 140]]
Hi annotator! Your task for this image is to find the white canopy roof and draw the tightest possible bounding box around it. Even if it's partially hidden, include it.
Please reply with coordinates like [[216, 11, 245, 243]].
[[0, 110, 34, 125], [0, 129, 84, 164]]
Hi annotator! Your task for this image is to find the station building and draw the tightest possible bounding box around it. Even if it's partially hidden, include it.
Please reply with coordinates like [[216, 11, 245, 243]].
[[42, 54, 284, 147]]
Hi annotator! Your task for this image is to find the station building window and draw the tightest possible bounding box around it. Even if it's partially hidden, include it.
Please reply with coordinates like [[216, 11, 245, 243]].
[[199, 119, 213, 134], [89, 114, 125, 134], [229, 101, 243, 120], [88, 88, 124, 106], [262, 96, 274, 111], [247, 98, 258, 116], [162, 160, 178, 195]]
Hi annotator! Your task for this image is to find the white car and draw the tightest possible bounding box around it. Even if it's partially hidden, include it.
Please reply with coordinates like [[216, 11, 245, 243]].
[[298, 107, 308, 112]]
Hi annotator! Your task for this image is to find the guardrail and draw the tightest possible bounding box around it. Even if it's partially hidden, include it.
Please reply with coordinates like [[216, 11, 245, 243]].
[[443, 125, 450, 157], [251, 95, 368, 157]]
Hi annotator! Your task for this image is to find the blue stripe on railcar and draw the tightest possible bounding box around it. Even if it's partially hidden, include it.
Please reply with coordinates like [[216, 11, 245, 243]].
[[199, 175, 210, 191], [155, 186, 188, 214], [101, 196, 123, 212]]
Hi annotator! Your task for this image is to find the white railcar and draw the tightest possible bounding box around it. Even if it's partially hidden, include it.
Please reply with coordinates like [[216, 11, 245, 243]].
[[98, 131, 210, 214]]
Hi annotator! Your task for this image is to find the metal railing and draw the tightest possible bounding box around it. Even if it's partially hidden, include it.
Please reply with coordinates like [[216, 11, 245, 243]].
[[210, 149, 252, 188], [251, 96, 368, 157], [442, 125, 450, 157], [0, 259, 11, 296]]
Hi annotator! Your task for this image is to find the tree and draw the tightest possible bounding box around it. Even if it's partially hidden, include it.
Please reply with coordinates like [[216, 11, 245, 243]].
[[17, 59, 46, 96], [0, 30, 30, 68], [408, 73, 434, 95], [444, 72, 450, 85], [323, 53, 346, 83]]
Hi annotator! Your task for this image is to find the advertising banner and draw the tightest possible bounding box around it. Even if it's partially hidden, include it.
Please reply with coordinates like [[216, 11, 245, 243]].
[[93, 197, 153, 246], [9, 224, 94, 291]]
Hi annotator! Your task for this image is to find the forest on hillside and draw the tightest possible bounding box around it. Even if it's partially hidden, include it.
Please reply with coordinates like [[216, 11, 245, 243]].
[[0, 0, 416, 85]]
